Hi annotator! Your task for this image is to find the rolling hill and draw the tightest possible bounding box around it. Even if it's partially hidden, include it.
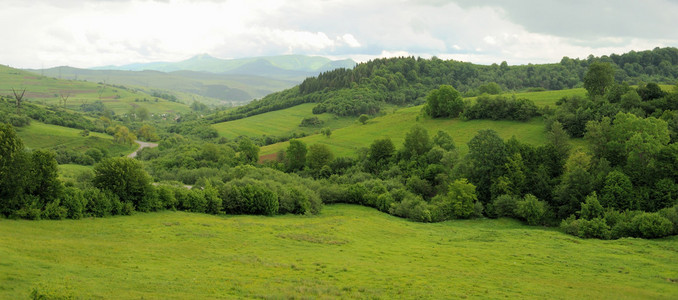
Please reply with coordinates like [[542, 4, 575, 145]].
[[28, 55, 357, 105], [1, 65, 191, 115]]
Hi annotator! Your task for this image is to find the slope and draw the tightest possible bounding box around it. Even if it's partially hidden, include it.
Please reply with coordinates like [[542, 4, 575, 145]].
[[259, 105, 550, 158], [1, 205, 676, 298], [0, 65, 190, 115], [27, 67, 300, 105]]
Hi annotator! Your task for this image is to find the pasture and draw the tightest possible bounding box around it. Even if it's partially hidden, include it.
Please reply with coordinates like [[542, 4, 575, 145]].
[[0, 65, 191, 115], [212, 103, 355, 140], [15, 121, 136, 157], [0, 205, 676, 299], [260, 105, 551, 158]]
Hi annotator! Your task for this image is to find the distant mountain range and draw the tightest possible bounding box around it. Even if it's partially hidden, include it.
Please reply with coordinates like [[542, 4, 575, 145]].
[[93, 54, 356, 79], [27, 55, 356, 105]]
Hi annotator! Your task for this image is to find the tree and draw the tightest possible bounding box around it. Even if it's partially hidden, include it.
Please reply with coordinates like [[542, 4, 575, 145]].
[[27, 150, 62, 203], [367, 138, 395, 173], [59, 90, 70, 107], [307, 143, 334, 173], [358, 114, 369, 125], [583, 62, 614, 96], [136, 124, 159, 142], [467, 129, 507, 203], [286, 139, 307, 172], [433, 130, 455, 151], [600, 170, 634, 210], [136, 106, 150, 121], [238, 137, 260, 164], [579, 192, 604, 220], [12, 88, 26, 114], [424, 85, 464, 118], [446, 178, 478, 219], [401, 125, 431, 159], [554, 150, 593, 218], [93, 157, 153, 209], [321, 127, 332, 138], [0, 123, 28, 215], [109, 125, 136, 145]]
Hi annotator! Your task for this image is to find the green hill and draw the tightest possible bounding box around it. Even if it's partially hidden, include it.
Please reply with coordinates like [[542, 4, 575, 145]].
[[212, 47, 678, 124], [1, 205, 676, 299], [27, 67, 299, 105], [259, 105, 552, 158], [0, 65, 190, 115]]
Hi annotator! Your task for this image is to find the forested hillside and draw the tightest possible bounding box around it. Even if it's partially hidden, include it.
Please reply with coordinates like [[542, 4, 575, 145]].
[[2, 48, 678, 242], [212, 47, 678, 122]]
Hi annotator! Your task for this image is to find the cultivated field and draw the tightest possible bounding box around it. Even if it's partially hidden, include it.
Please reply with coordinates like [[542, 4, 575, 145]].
[[0, 205, 676, 299]]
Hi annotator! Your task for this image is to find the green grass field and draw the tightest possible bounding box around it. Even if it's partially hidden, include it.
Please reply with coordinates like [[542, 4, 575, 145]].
[[212, 103, 356, 140], [0, 205, 676, 299], [15, 121, 136, 157], [260, 105, 551, 158], [511, 88, 587, 107], [0, 65, 191, 115]]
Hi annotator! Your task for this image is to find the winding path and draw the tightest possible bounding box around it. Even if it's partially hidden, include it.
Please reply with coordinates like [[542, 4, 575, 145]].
[[127, 140, 159, 158]]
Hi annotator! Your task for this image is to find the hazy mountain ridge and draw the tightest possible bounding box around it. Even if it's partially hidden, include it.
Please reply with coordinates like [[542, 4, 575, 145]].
[[27, 55, 357, 104], [92, 54, 357, 76]]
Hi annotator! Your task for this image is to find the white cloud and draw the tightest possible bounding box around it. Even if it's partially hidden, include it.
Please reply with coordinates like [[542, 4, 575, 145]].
[[340, 34, 361, 48], [0, 0, 676, 68]]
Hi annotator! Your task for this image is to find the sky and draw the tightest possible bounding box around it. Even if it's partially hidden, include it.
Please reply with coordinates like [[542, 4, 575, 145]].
[[2, 0, 678, 69]]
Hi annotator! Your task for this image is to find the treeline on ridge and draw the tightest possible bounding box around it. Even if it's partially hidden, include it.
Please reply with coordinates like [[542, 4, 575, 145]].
[[209, 47, 678, 122]]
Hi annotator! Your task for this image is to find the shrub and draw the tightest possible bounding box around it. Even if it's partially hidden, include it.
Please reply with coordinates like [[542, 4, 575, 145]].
[[84, 188, 114, 217], [493, 194, 519, 218], [515, 194, 548, 225], [156, 185, 178, 210], [632, 212, 673, 239], [578, 218, 611, 239], [390, 194, 431, 222], [42, 199, 67, 220], [60, 187, 85, 219]]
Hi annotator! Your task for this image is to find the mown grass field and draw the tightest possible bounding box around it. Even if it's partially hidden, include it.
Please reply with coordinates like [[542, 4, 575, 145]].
[[0, 205, 676, 299], [15, 121, 136, 157], [212, 103, 356, 140], [260, 105, 552, 158], [0, 65, 191, 115]]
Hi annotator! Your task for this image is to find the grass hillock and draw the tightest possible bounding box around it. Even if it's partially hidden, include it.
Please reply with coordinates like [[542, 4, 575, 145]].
[[1, 205, 676, 299]]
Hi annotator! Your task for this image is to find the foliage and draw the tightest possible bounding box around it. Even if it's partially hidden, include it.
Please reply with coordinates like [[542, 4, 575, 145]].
[[423, 85, 464, 118], [515, 194, 548, 226], [93, 157, 153, 209], [462, 95, 539, 121], [584, 62, 615, 96]]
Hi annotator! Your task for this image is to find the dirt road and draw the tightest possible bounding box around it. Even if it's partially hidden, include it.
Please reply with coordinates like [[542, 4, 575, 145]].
[[127, 140, 159, 158]]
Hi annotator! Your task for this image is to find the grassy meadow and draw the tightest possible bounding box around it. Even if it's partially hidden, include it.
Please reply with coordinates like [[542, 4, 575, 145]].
[[260, 105, 551, 158], [0, 205, 676, 299], [212, 103, 356, 140], [14, 121, 136, 157], [0, 65, 191, 115]]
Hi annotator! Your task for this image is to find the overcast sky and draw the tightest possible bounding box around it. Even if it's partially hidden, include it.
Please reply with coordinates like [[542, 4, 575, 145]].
[[2, 0, 677, 69]]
